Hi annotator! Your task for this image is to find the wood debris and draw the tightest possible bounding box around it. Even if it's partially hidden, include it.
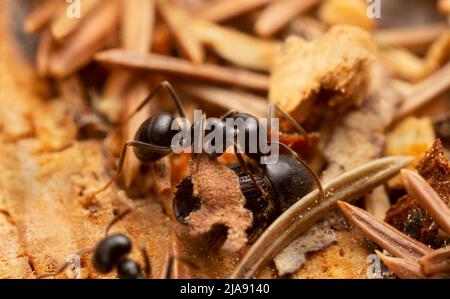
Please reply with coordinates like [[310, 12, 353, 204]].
[[186, 155, 253, 253], [386, 140, 450, 246], [269, 25, 375, 123], [318, 0, 374, 31]]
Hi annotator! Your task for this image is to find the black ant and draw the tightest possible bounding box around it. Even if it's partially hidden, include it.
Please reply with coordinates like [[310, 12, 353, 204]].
[[38, 209, 155, 279], [94, 81, 323, 198], [91, 81, 323, 237]]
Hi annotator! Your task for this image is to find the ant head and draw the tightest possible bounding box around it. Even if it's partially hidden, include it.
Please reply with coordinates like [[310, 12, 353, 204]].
[[92, 233, 132, 274]]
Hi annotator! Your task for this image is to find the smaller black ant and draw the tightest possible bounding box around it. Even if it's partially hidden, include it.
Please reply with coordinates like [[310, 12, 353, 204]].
[[38, 209, 152, 279]]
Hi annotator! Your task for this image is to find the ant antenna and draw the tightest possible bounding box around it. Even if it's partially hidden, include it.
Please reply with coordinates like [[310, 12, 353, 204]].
[[121, 81, 186, 126], [268, 104, 309, 143]]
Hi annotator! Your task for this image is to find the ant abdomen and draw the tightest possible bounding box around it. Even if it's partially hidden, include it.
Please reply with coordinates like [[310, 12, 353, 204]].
[[173, 154, 315, 240]]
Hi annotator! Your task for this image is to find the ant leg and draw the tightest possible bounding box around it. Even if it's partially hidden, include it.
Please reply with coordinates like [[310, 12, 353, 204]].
[[140, 246, 151, 278], [269, 103, 309, 141], [92, 141, 171, 197], [274, 141, 325, 200], [233, 138, 267, 198], [122, 81, 186, 125]]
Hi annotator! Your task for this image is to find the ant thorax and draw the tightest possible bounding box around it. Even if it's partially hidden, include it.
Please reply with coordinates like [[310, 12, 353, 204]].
[[170, 109, 280, 164]]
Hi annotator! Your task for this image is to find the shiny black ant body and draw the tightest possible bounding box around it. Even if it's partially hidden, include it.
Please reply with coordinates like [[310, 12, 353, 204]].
[[92, 81, 323, 236], [94, 80, 322, 195]]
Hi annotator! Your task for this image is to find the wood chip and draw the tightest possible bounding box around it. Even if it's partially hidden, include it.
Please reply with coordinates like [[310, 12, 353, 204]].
[[187, 155, 253, 253], [402, 169, 450, 235], [318, 0, 374, 31], [195, 0, 275, 23], [337, 201, 432, 260], [254, 0, 320, 38], [269, 25, 375, 123], [95, 49, 270, 91], [158, 0, 204, 64]]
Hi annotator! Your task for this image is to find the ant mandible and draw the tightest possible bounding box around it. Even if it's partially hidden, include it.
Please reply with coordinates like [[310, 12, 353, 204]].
[[92, 81, 324, 205]]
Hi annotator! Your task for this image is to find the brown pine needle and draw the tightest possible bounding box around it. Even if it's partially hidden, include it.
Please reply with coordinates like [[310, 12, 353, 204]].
[[23, 0, 61, 33], [337, 201, 432, 260], [254, 0, 320, 38], [195, 0, 275, 23], [419, 246, 450, 276], [177, 83, 268, 117], [48, 0, 121, 78], [374, 23, 448, 50], [123, 0, 155, 52], [95, 49, 270, 91], [375, 250, 427, 279], [402, 169, 450, 235], [192, 20, 280, 71], [50, 0, 100, 41], [232, 156, 413, 278], [158, 0, 204, 64], [396, 62, 450, 121], [36, 30, 55, 77]]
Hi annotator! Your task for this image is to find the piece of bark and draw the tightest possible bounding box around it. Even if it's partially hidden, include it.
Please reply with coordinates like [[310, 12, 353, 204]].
[[274, 221, 337, 276], [321, 62, 402, 183], [186, 155, 253, 253], [364, 186, 391, 220], [386, 140, 450, 246], [269, 25, 375, 123]]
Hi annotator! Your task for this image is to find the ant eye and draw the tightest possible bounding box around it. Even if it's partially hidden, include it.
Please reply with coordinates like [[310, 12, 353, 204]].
[[93, 234, 132, 274]]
